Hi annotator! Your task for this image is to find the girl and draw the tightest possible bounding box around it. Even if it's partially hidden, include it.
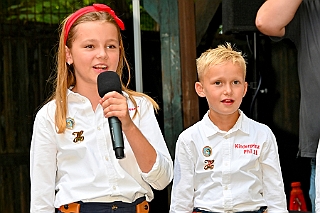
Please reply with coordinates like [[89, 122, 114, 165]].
[[30, 4, 173, 213]]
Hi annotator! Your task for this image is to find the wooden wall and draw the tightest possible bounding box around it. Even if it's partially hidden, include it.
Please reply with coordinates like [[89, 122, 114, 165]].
[[0, 24, 57, 212]]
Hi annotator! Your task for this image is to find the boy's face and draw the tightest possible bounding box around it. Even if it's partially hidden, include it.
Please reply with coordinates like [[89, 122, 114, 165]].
[[195, 61, 247, 118]]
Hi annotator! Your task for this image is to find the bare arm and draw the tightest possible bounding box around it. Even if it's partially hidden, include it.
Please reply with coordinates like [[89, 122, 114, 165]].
[[121, 118, 157, 173], [100, 91, 156, 172], [255, 0, 302, 36]]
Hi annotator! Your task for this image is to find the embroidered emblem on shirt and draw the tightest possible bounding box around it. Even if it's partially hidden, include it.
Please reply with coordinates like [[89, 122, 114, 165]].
[[72, 130, 84, 143], [66, 117, 75, 129], [204, 160, 214, 170], [202, 146, 212, 157], [234, 143, 260, 155]]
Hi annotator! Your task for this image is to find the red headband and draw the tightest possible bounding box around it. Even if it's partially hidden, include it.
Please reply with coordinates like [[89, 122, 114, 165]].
[[64, 3, 125, 44]]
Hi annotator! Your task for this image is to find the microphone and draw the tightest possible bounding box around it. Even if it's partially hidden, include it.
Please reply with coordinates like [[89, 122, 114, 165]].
[[97, 71, 125, 159]]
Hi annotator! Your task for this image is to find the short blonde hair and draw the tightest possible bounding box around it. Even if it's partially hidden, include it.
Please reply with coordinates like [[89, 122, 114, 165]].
[[196, 42, 246, 80]]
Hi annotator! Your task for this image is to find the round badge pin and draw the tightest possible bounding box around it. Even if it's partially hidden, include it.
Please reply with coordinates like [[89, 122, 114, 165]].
[[202, 146, 212, 157], [66, 117, 75, 130]]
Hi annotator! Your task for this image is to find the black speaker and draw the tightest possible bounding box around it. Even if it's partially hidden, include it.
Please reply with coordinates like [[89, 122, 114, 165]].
[[222, 0, 264, 34]]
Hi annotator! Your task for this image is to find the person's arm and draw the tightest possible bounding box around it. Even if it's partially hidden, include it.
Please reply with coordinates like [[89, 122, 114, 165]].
[[130, 96, 173, 190], [100, 92, 173, 189], [30, 109, 57, 213], [260, 129, 288, 213], [170, 136, 195, 213], [100, 91, 157, 172], [255, 0, 302, 36]]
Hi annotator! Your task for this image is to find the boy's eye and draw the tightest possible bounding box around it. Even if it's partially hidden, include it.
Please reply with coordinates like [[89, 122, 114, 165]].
[[214, 81, 221, 86], [85, 45, 94, 48], [233, 80, 240, 84]]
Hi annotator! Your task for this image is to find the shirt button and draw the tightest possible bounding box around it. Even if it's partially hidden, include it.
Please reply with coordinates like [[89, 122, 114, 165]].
[[105, 156, 109, 161], [113, 186, 116, 190], [97, 127, 101, 130], [82, 99, 85, 103], [224, 186, 228, 190]]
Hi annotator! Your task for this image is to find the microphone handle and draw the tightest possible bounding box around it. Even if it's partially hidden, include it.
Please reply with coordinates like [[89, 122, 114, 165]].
[[108, 116, 125, 159]]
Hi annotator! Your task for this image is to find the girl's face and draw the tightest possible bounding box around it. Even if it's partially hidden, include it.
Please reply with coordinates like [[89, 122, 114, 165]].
[[66, 21, 120, 89], [195, 61, 248, 118]]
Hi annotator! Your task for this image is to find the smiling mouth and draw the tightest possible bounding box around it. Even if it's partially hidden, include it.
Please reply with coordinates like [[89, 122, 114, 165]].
[[93, 65, 108, 70]]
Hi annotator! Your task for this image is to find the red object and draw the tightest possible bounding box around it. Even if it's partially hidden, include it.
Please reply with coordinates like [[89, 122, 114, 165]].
[[289, 182, 307, 211], [64, 4, 125, 44]]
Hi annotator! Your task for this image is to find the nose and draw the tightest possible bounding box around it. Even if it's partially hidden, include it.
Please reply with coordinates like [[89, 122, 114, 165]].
[[97, 47, 108, 59], [223, 84, 232, 95]]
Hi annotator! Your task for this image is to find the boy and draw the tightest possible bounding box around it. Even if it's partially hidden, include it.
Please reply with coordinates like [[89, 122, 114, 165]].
[[169, 43, 288, 213]]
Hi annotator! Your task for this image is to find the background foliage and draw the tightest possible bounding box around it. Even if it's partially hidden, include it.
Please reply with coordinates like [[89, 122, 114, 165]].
[[0, 0, 157, 31]]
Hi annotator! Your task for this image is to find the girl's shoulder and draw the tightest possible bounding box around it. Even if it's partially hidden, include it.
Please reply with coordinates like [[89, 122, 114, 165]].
[[35, 99, 56, 119]]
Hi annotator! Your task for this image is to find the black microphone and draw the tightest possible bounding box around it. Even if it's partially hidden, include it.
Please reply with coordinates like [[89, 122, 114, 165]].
[[97, 71, 125, 159]]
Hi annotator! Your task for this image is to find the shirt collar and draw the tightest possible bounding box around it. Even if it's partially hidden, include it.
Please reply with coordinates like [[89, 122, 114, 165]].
[[67, 88, 87, 102], [202, 109, 250, 138], [66, 89, 128, 98]]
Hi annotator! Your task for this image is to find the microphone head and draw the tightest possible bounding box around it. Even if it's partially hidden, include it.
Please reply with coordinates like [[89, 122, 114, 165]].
[[97, 71, 122, 98]]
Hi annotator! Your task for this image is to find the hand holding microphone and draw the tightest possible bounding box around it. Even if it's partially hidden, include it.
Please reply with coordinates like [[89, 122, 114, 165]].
[[97, 71, 125, 159]]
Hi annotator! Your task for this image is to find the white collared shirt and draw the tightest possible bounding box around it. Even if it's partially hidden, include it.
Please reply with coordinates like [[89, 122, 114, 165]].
[[315, 140, 320, 213], [170, 110, 288, 213], [30, 90, 173, 212]]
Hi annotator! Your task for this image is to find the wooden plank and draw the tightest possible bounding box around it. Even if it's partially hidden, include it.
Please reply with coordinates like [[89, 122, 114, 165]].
[[2, 39, 15, 152], [0, 163, 29, 213], [159, 0, 183, 157], [0, 41, 4, 151], [16, 39, 30, 151], [0, 166, 14, 212], [178, 0, 199, 128], [143, 0, 183, 157], [19, 165, 30, 213], [142, 0, 159, 23], [0, 153, 29, 165]]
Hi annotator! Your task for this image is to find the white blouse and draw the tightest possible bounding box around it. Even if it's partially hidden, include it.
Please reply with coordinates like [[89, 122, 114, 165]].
[[30, 90, 173, 212]]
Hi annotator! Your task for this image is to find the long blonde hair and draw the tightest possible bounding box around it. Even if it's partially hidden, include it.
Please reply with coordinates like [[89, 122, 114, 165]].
[[50, 11, 159, 133]]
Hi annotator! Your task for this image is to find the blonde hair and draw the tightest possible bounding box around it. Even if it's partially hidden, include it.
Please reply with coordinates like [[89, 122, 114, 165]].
[[50, 11, 159, 133], [196, 42, 246, 81]]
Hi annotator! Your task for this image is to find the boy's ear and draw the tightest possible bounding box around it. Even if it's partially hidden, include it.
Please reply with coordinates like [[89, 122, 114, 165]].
[[195, 82, 205, 97], [65, 46, 73, 65], [243, 82, 248, 97]]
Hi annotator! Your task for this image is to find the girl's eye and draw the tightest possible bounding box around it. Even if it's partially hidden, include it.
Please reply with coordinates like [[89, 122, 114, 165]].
[[85, 45, 94, 49], [107, 45, 116, 49], [214, 81, 221, 86]]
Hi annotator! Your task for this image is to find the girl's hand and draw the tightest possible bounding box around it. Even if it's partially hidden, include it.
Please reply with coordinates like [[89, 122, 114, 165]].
[[99, 91, 133, 131], [100, 91, 157, 172]]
